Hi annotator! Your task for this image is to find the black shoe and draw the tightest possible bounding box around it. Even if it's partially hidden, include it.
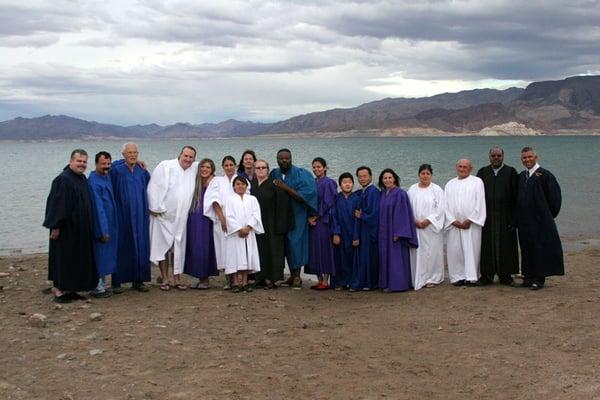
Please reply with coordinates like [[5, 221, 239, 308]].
[[53, 294, 73, 304], [499, 278, 516, 287], [90, 290, 112, 298], [65, 292, 87, 301], [465, 281, 480, 287], [530, 282, 544, 291], [521, 279, 533, 288], [452, 280, 465, 287], [478, 276, 493, 286]]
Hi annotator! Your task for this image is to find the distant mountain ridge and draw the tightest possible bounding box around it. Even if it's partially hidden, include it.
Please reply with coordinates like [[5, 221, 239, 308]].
[[1, 75, 599, 139]]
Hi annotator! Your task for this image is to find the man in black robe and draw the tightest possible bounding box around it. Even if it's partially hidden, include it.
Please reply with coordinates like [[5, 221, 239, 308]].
[[516, 147, 564, 290], [476, 147, 519, 286], [43, 149, 97, 303]]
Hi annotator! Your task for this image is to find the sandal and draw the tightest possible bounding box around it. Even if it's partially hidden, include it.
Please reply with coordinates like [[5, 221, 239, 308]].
[[232, 285, 242, 293], [159, 283, 171, 291], [173, 284, 188, 291], [242, 285, 253, 293]]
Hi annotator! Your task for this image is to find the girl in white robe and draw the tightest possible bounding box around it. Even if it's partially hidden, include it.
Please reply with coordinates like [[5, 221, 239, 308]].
[[407, 164, 445, 290], [224, 176, 264, 292]]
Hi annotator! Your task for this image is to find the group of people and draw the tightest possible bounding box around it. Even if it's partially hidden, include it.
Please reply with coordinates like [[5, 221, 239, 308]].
[[43, 143, 564, 303]]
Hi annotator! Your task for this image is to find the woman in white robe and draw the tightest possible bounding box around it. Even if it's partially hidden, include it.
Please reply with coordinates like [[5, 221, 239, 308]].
[[224, 176, 264, 292], [407, 164, 445, 290]]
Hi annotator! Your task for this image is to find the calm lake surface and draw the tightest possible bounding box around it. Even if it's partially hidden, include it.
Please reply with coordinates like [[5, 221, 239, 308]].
[[1, 136, 598, 255]]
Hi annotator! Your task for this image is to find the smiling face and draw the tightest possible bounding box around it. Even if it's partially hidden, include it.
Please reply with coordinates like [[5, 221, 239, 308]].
[[356, 168, 372, 188], [382, 172, 396, 189], [178, 148, 196, 170], [521, 150, 538, 170], [122, 144, 139, 166], [95, 155, 112, 176], [455, 159, 472, 179], [489, 148, 504, 169], [222, 159, 236, 177], [276, 151, 292, 171], [254, 160, 269, 179], [69, 152, 88, 175], [243, 153, 255, 170], [199, 162, 214, 179], [312, 160, 326, 178], [234, 179, 248, 195]]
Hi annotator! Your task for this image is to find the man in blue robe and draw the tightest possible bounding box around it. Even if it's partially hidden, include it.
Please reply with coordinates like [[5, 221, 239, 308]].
[[352, 166, 381, 290], [110, 143, 152, 292], [88, 151, 118, 298], [270, 149, 318, 289], [517, 147, 564, 290]]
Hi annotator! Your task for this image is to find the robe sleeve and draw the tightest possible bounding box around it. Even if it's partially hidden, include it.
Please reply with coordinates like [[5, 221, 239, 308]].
[[43, 175, 68, 229], [508, 167, 519, 226], [147, 161, 170, 213], [89, 180, 109, 238], [360, 187, 380, 226], [247, 196, 265, 234], [274, 184, 295, 235], [426, 185, 445, 233], [542, 170, 562, 218], [318, 178, 338, 224], [392, 190, 418, 248], [295, 167, 319, 214], [225, 195, 244, 236], [443, 181, 457, 230], [203, 177, 222, 222], [331, 195, 342, 236], [352, 194, 361, 241], [467, 177, 486, 227]]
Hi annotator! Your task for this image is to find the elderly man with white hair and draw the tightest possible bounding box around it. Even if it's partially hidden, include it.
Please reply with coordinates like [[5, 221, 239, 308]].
[[444, 158, 487, 286]]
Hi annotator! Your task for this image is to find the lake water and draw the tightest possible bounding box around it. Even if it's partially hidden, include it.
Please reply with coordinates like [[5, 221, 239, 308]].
[[1, 136, 598, 255]]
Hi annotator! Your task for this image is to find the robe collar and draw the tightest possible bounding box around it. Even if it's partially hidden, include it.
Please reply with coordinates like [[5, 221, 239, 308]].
[[492, 163, 504, 176], [527, 163, 540, 176]]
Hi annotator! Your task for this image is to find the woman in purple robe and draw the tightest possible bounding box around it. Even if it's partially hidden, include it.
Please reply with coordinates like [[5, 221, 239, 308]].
[[184, 158, 218, 289], [378, 168, 418, 292], [306, 157, 337, 290], [237, 149, 257, 182]]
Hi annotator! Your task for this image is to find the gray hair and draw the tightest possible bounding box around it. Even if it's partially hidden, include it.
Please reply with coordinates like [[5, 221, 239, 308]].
[[121, 142, 138, 153]]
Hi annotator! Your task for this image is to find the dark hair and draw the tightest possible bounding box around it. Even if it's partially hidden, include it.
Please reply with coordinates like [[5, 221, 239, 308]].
[[221, 155, 236, 166], [418, 164, 433, 174], [521, 146, 535, 153], [277, 148, 292, 156], [356, 165, 372, 176], [70, 149, 88, 159], [338, 172, 354, 185], [232, 175, 249, 188], [95, 151, 112, 163], [312, 157, 327, 167], [180, 145, 196, 156], [378, 168, 400, 189], [237, 149, 257, 173]]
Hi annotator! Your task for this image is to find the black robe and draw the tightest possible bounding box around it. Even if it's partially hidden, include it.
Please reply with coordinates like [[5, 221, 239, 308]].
[[43, 166, 97, 292], [516, 167, 564, 278], [477, 164, 519, 278], [250, 177, 294, 282]]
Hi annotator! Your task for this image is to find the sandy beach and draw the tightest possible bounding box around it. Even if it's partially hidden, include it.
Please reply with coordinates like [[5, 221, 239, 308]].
[[1, 238, 599, 400]]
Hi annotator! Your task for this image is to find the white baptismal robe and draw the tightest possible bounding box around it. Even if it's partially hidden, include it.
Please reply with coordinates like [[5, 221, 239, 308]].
[[223, 193, 264, 274], [407, 183, 446, 290], [203, 175, 236, 269], [148, 159, 198, 274], [444, 175, 486, 283]]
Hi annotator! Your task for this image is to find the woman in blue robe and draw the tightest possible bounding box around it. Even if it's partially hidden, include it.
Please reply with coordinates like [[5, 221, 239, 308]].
[[378, 168, 418, 292]]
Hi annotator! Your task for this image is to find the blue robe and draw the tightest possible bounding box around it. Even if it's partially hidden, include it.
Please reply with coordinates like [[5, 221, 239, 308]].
[[270, 165, 318, 270], [517, 167, 564, 278], [306, 176, 337, 276], [331, 191, 360, 288], [352, 184, 381, 290], [88, 171, 118, 277], [110, 159, 151, 284], [378, 187, 418, 292]]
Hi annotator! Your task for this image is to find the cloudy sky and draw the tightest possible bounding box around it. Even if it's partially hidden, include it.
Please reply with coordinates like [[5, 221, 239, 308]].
[[1, 0, 599, 125]]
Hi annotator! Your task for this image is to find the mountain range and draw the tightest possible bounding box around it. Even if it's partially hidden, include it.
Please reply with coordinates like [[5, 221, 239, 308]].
[[2, 75, 599, 140]]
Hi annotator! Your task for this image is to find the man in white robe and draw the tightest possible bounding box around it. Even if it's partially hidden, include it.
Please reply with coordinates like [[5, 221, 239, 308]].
[[148, 146, 198, 290], [444, 158, 486, 286]]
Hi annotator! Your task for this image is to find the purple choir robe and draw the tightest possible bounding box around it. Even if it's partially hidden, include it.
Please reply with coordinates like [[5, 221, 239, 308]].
[[305, 176, 337, 276], [331, 191, 360, 288], [184, 188, 218, 279], [378, 186, 418, 292], [353, 184, 381, 290]]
